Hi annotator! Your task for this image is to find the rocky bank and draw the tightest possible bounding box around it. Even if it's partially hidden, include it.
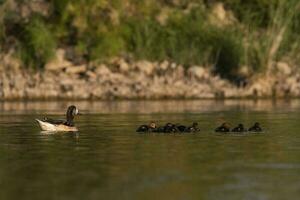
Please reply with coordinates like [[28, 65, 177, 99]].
[[1, 50, 300, 100]]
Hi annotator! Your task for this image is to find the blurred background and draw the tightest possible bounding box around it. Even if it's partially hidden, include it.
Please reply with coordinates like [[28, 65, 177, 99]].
[[1, 0, 300, 99]]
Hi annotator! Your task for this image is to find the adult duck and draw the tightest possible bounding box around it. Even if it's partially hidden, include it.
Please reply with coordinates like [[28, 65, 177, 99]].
[[36, 105, 81, 132]]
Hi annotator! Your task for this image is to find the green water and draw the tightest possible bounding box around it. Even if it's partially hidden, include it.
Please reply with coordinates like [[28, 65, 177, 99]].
[[0, 100, 299, 200]]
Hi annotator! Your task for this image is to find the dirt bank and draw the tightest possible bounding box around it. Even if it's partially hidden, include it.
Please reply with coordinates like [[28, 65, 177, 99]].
[[1, 50, 300, 100]]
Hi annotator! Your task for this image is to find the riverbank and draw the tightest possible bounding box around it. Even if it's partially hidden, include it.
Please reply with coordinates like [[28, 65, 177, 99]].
[[1, 50, 300, 100]]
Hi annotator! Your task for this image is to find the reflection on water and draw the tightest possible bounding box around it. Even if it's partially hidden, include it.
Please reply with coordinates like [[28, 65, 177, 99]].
[[1, 99, 300, 114], [0, 100, 300, 200]]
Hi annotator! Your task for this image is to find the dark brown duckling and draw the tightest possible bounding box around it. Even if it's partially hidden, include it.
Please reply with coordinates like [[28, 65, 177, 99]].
[[248, 122, 262, 132], [163, 123, 178, 133], [185, 122, 200, 133], [153, 126, 165, 133], [215, 123, 230, 133], [136, 122, 157, 133], [232, 124, 246, 133], [176, 124, 186, 132]]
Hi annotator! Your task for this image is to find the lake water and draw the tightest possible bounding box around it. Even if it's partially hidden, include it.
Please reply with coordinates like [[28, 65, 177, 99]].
[[0, 100, 300, 200]]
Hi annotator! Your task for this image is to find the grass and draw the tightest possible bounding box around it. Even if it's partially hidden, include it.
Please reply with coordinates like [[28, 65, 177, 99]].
[[1, 0, 300, 81], [17, 16, 56, 69], [242, 0, 300, 74], [123, 9, 244, 78]]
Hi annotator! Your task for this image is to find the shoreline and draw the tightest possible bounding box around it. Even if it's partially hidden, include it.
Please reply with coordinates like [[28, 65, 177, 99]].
[[1, 52, 300, 100], [1, 96, 300, 102]]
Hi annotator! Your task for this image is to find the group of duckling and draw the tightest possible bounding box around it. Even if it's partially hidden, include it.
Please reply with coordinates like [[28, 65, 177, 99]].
[[136, 122, 200, 133], [215, 122, 262, 133], [137, 122, 263, 133]]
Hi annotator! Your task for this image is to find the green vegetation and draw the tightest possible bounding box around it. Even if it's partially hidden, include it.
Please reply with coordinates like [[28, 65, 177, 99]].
[[17, 17, 56, 69], [0, 0, 300, 80]]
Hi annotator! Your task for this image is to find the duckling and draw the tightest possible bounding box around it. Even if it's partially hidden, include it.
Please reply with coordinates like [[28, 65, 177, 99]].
[[136, 122, 157, 133], [248, 122, 262, 132], [232, 124, 246, 132], [36, 105, 81, 132], [153, 126, 165, 133], [176, 124, 186, 132], [163, 123, 178, 133], [215, 123, 230, 133], [136, 124, 148, 132], [185, 122, 200, 133]]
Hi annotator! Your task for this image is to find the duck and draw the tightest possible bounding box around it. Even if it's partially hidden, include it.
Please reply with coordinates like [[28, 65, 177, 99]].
[[153, 125, 165, 133], [215, 123, 230, 133], [248, 122, 262, 132], [163, 123, 178, 133], [136, 122, 157, 133], [231, 123, 246, 132], [176, 124, 186, 132], [185, 122, 200, 133], [36, 105, 81, 132]]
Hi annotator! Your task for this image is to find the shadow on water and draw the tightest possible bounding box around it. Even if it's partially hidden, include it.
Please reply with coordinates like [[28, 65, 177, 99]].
[[0, 100, 300, 200]]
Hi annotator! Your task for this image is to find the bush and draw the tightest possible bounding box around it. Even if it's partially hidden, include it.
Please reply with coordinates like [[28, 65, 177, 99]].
[[1, 0, 300, 80], [89, 30, 125, 61], [17, 17, 56, 69], [123, 9, 243, 79]]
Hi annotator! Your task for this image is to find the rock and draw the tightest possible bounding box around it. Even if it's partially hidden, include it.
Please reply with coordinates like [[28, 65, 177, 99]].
[[45, 61, 70, 71], [188, 66, 209, 80], [86, 71, 97, 80], [174, 65, 185, 78], [109, 8, 120, 26], [95, 64, 111, 76], [159, 60, 169, 71], [13, 74, 26, 91], [276, 62, 292, 75], [118, 59, 130, 73], [65, 65, 87, 74], [45, 49, 73, 71], [238, 65, 250, 77], [209, 2, 236, 27], [2, 52, 21, 72], [156, 8, 169, 26], [170, 62, 177, 69], [135, 60, 155, 76]]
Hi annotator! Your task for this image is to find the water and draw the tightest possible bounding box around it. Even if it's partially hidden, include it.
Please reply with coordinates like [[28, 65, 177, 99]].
[[0, 100, 300, 200]]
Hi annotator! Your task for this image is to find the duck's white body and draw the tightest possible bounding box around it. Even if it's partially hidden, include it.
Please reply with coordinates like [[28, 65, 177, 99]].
[[36, 119, 78, 132]]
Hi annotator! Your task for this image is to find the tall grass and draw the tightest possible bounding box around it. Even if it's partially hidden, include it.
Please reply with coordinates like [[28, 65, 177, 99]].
[[0, 0, 8, 45], [242, 0, 300, 74], [1, 0, 300, 80], [123, 9, 243, 78], [17, 17, 56, 69]]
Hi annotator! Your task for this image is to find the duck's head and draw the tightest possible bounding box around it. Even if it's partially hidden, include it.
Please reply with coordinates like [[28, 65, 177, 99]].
[[238, 123, 244, 127], [149, 122, 157, 129], [66, 105, 80, 120]]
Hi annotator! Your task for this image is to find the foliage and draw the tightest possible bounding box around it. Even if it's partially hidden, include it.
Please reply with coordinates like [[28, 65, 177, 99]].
[[18, 17, 56, 69], [0, 0, 300, 80]]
